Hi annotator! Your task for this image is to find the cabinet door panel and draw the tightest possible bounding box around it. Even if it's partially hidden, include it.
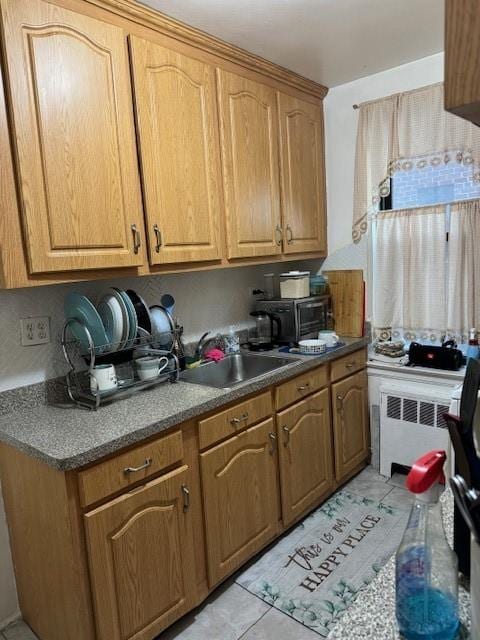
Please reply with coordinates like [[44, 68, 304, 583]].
[[84, 466, 195, 640], [277, 92, 326, 254], [200, 418, 279, 586], [277, 388, 333, 526], [332, 371, 370, 482], [1, 0, 144, 273], [129, 37, 223, 264], [217, 70, 282, 258]]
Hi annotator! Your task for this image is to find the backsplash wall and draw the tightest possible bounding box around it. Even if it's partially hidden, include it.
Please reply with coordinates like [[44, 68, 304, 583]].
[[0, 260, 321, 393]]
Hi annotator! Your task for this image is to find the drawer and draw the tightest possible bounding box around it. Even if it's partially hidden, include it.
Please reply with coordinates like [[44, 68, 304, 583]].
[[78, 430, 183, 507], [330, 347, 367, 383], [275, 366, 328, 410], [198, 391, 273, 450]]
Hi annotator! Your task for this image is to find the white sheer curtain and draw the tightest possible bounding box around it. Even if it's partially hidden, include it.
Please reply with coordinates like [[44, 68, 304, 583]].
[[353, 83, 480, 243], [373, 205, 447, 342], [447, 200, 480, 340]]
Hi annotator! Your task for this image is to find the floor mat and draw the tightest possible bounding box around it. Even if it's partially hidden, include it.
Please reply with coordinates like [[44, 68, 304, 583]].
[[236, 489, 410, 637]]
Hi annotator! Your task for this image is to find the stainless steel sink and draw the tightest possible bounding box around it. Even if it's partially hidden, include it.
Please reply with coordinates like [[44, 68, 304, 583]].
[[181, 352, 296, 388]]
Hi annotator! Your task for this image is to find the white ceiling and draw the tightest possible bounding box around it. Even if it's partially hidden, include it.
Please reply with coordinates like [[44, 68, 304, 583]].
[[139, 0, 444, 87]]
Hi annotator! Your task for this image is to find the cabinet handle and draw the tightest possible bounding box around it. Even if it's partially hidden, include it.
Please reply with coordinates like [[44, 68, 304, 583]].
[[153, 224, 162, 253], [297, 382, 310, 392], [131, 224, 141, 254], [123, 457, 152, 474], [182, 484, 190, 512], [275, 225, 283, 246], [346, 362, 356, 369], [336, 395, 344, 410], [268, 432, 277, 454], [230, 412, 249, 425], [286, 225, 294, 245], [282, 425, 290, 446]]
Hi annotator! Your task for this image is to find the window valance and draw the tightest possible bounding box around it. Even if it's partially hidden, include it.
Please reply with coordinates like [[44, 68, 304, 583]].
[[353, 83, 480, 243]]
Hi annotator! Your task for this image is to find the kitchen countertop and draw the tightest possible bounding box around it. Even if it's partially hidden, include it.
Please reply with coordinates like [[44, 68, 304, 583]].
[[0, 336, 368, 471]]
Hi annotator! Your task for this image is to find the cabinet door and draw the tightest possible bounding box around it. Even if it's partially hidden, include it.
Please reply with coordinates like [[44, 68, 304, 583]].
[[200, 418, 279, 586], [129, 37, 223, 265], [277, 92, 327, 254], [332, 370, 370, 483], [84, 466, 195, 640], [216, 70, 282, 259], [1, 0, 144, 274], [277, 388, 333, 527]]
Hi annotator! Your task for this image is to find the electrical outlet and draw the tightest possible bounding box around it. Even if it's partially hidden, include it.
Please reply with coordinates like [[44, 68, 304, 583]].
[[20, 317, 50, 346]]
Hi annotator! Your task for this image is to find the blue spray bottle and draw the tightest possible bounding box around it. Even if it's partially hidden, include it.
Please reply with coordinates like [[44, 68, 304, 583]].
[[395, 450, 459, 640]]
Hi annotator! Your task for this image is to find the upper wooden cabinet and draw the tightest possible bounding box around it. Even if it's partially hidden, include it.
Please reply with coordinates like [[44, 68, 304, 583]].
[[129, 36, 223, 265], [445, 0, 480, 126], [216, 70, 282, 259], [1, 0, 144, 274], [277, 93, 327, 254]]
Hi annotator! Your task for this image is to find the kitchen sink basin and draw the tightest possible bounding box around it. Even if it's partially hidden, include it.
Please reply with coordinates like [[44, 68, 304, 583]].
[[180, 352, 296, 388]]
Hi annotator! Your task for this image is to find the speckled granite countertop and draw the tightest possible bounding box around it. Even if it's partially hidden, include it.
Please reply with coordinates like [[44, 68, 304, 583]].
[[328, 490, 471, 639], [0, 337, 368, 471]]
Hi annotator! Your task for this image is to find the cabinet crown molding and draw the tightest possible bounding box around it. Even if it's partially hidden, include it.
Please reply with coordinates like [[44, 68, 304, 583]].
[[86, 0, 329, 99]]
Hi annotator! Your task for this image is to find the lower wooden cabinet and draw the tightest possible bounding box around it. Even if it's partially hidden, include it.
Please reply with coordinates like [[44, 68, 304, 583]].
[[200, 418, 279, 586], [331, 370, 369, 483], [84, 465, 196, 640], [276, 388, 334, 527]]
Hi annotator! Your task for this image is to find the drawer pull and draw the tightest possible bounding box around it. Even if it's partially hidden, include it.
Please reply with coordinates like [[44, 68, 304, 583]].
[[153, 224, 162, 253], [131, 223, 141, 254], [268, 432, 277, 454], [345, 362, 356, 369], [230, 412, 249, 425], [182, 484, 190, 512], [297, 383, 310, 391], [282, 425, 290, 446], [123, 458, 152, 475]]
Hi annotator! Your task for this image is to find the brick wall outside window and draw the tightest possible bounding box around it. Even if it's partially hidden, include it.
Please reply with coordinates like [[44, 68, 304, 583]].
[[392, 163, 480, 209]]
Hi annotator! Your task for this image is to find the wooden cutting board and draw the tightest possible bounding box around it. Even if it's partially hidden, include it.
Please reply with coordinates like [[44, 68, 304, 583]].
[[323, 270, 364, 337]]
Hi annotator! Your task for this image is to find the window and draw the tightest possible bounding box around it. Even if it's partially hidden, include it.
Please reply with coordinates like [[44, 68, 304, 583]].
[[392, 162, 480, 209]]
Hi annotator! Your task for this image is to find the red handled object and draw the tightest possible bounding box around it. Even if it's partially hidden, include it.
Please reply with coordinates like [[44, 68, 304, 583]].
[[406, 450, 447, 494]]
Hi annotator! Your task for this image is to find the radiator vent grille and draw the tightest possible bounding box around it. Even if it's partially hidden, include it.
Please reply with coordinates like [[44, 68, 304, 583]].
[[384, 395, 449, 429], [403, 398, 418, 423], [387, 396, 401, 420]]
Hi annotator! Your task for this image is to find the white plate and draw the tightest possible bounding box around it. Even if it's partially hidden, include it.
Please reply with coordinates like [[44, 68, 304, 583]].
[[150, 305, 174, 349], [97, 290, 129, 351]]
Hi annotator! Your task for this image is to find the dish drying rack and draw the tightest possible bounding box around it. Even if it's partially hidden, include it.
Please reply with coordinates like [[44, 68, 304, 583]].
[[61, 318, 180, 410]]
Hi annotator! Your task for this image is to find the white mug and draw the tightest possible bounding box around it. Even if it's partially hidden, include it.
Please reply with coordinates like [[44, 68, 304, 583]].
[[90, 364, 117, 393], [135, 356, 169, 381], [318, 330, 339, 348]]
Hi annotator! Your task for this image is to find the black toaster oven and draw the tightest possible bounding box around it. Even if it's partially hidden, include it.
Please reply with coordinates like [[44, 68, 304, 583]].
[[254, 295, 332, 344]]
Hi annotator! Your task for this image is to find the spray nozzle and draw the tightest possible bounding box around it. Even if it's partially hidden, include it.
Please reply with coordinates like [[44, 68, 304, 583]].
[[406, 450, 447, 494]]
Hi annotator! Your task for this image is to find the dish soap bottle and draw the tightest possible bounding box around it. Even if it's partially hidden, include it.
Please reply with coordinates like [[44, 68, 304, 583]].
[[395, 450, 459, 640], [467, 328, 480, 361]]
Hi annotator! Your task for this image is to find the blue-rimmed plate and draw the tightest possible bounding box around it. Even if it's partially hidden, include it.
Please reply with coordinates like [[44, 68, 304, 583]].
[[64, 293, 109, 354], [97, 289, 129, 351], [114, 288, 138, 348]]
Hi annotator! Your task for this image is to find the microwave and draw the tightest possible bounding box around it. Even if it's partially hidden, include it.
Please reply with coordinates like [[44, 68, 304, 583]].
[[254, 295, 333, 344]]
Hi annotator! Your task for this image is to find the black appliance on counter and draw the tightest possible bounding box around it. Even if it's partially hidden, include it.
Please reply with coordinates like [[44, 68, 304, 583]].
[[253, 295, 332, 345]]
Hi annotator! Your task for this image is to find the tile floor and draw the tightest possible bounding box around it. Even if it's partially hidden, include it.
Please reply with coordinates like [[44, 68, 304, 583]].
[[1, 467, 410, 640]]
